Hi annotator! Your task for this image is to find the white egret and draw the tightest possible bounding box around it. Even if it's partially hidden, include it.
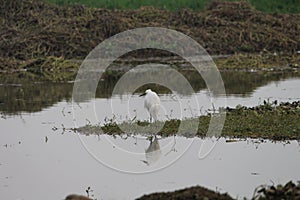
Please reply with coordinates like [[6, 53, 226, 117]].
[[139, 89, 160, 122]]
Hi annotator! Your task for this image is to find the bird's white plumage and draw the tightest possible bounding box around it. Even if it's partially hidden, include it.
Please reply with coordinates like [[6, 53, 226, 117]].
[[143, 89, 160, 122]]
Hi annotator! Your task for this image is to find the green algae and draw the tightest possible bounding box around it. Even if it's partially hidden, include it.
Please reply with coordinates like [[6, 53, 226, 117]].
[[75, 101, 300, 140]]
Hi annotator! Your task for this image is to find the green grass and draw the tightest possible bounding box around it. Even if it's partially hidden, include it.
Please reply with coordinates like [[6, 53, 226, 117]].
[[250, 0, 300, 14], [47, 0, 300, 13], [76, 101, 300, 140]]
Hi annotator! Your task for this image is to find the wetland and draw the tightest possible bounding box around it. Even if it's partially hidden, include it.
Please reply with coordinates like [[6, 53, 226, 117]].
[[1, 0, 300, 199]]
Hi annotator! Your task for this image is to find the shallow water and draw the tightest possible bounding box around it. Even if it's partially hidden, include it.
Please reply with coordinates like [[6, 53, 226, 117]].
[[0, 71, 300, 200], [0, 71, 299, 115], [73, 75, 300, 125]]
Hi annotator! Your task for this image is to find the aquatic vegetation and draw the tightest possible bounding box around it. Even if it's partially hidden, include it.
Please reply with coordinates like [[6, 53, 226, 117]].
[[223, 101, 300, 140], [76, 101, 300, 140]]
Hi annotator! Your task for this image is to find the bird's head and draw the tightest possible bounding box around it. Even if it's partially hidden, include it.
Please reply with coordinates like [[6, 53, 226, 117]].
[[139, 89, 152, 97]]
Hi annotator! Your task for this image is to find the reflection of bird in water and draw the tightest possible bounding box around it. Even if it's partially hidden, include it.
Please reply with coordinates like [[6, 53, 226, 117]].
[[65, 194, 92, 200], [139, 89, 160, 122], [142, 136, 161, 166]]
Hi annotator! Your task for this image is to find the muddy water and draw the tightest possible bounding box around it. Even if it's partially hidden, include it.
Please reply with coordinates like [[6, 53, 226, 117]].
[[0, 71, 300, 200]]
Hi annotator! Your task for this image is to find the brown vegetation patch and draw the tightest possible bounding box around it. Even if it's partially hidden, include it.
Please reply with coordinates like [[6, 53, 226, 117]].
[[1, 0, 299, 71]]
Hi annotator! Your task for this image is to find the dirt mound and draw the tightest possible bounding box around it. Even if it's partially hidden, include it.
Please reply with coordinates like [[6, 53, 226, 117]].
[[1, 0, 299, 70], [136, 186, 233, 200], [136, 181, 300, 200], [0, 0, 104, 60]]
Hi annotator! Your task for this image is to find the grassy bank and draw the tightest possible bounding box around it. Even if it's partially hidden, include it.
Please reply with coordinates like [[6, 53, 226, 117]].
[[76, 101, 300, 141], [1, 0, 299, 80], [2, 53, 298, 82], [47, 0, 300, 13]]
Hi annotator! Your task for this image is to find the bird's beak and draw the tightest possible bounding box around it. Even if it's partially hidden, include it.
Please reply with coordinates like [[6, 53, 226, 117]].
[[139, 93, 146, 97]]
